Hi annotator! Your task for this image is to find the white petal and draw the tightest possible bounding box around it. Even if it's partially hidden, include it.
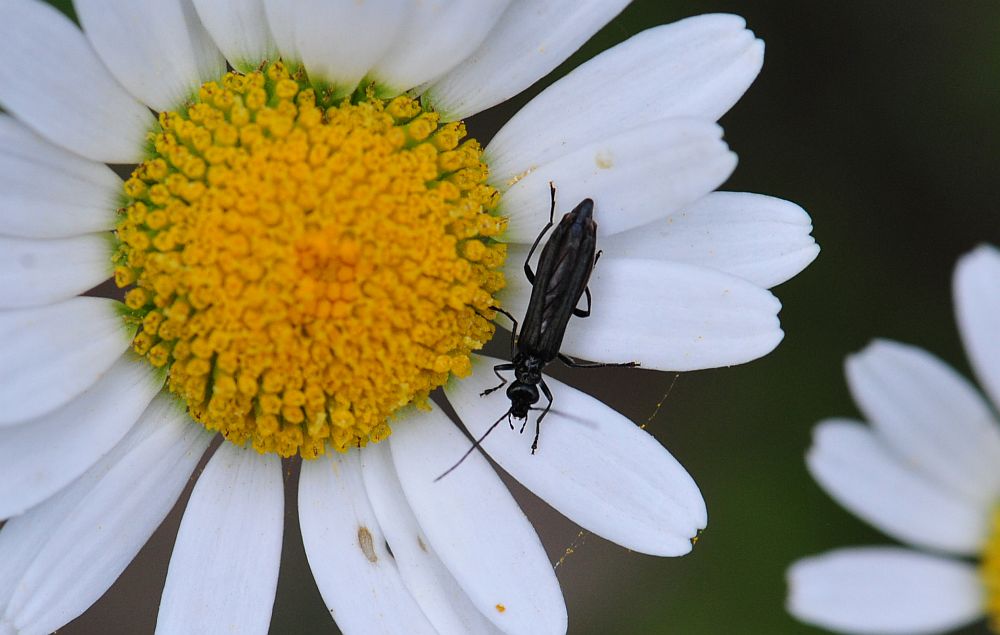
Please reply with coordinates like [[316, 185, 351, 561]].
[[0, 114, 120, 238], [75, 0, 226, 112], [0, 394, 210, 635], [500, 251, 783, 370], [0, 234, 111, 309], [846, 339, 1000, 507], [497, 119, 736, 242], [361, 443, 502, 635], [954, 244, 1000, 412], [372, 0, 510, 94], [299, 450, 437, 635], [0, 447, 112, 614], [601, 192, 819, 288], [445, 355, 706, 556], [0, 297, 135, 426], [486, 14, 763, 182], [807, 420, 988, 555], [192, 0, 277, 72], [0, 355, 162, 520], [261, 0, 298, 63], [787, 547, 983, 635], [156, 445, 283, 635], [390, 406, 567, 635], [0, 0, 153, 163], [424, 0, 630, 119], [284, 0, 409, 96]]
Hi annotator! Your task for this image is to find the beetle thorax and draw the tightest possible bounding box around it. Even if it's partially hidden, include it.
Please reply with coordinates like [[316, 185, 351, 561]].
[[512, 353, 544, 384]]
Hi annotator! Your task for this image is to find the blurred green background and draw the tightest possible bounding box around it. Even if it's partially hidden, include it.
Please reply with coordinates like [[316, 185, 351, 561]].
[[43, 0, 1000, 633]]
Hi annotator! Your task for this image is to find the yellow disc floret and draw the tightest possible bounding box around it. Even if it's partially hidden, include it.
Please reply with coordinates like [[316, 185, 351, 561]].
[[114, 62, 506, 458], [983, 506, 1000, 631]]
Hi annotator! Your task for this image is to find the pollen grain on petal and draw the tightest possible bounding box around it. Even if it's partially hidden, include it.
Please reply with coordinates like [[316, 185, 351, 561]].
[[114, 62, 506, 458], [358, 526, 378, 563]]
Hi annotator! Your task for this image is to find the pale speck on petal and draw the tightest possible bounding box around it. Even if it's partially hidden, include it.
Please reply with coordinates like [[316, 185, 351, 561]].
[[299, 450, 436, 635], [497, 119, 736, 241], [486, 14, 763, 182], [0, 234, 112, 309], [361, 442, 503, 635]]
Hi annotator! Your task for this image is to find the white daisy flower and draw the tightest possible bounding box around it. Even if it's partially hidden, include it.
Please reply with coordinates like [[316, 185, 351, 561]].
[[0, 1, 818, 633], [787, 245, 1000, 635]]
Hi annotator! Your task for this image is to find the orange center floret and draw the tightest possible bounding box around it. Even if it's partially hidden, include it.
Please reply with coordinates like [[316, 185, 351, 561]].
[[113, 62, 506, 458]]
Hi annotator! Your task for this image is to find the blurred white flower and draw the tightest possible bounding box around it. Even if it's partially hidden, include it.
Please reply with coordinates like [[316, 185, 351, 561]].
[[788, 245, 1000, 635]]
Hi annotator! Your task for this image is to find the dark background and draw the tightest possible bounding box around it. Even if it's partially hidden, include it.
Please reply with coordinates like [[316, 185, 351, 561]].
[[42, 1, 1000, 633]]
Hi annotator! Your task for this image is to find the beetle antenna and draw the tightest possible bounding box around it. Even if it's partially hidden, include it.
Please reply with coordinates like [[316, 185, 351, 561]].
[[434, 408, 511, 482]]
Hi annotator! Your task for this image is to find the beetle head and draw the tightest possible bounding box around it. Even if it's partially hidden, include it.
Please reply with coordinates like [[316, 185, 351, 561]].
[[506, 381, 539, 418]]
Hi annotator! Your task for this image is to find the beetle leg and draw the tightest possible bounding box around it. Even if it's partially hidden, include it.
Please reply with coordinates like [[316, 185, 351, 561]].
[[532, 379, 554, 454], [572, 247, 603, 318], [490, 305, 518, 325], [557, 352, 639, 369], [481, 362, 515, 397], [489, 305, 520, 357], [548, 181, 557, 222], [573, 286, 593, 318], [524, 222, 553, 284], [523, 182, 558, 284], [434, 407, 512, 482]]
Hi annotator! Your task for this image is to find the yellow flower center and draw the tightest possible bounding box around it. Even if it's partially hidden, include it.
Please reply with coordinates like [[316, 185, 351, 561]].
[[113, 62, 506, 458], [983, 506, 1000, 630]]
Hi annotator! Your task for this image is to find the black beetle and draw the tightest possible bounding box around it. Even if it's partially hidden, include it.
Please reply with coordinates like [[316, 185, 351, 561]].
[[436, 184, 638, 481]]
